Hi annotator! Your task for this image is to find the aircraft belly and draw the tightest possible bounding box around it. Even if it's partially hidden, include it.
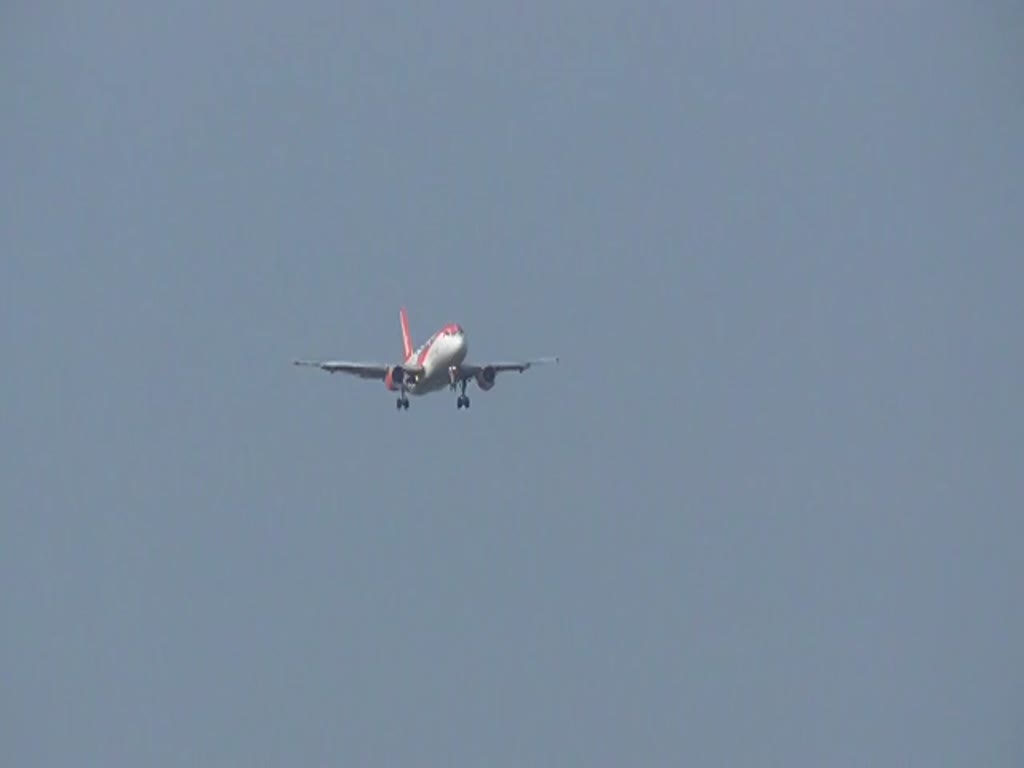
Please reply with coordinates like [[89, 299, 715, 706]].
[[406, 337, 467, 396]]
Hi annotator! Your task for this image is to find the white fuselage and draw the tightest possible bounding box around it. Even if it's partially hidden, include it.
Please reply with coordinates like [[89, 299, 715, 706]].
[[404, 328, 468, 395]]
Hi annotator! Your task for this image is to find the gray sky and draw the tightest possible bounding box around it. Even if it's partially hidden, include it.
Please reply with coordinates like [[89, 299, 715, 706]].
[[3, 2, 1022, 765]]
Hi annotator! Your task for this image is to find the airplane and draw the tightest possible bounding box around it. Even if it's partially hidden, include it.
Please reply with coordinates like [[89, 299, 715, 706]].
[[293, 307, 558, 410]]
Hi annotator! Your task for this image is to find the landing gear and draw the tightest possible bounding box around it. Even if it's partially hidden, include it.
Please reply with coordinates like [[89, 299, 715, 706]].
[[455, 377, 470, 410], [396, 396, 409, 410]]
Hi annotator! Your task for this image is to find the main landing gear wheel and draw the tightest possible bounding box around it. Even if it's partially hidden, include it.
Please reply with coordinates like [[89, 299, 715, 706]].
[[396, 396, 410, 410], [456, 395, 470, 409]]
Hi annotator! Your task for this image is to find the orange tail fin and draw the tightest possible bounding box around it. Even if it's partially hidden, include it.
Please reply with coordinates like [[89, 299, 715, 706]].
[[399, 307, 414, 360]]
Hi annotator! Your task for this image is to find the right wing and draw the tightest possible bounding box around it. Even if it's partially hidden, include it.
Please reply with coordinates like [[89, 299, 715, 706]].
[[293, 360, 390, 380], [457, 357, 559, 378]]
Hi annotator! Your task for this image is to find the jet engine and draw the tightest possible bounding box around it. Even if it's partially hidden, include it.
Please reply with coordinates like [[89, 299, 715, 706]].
[[475, 366, 496, 391], [384, 365, 407, 391]]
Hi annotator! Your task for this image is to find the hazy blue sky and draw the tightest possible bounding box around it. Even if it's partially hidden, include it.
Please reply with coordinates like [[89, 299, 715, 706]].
[[3, 2, 1022, 765]]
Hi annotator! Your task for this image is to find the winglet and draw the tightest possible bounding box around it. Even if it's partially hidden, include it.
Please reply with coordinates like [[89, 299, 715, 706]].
[[399, 307, 414, 360]]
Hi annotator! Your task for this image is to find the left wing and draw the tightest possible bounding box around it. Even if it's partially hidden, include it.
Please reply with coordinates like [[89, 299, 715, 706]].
[[292, 360, 390, 380]]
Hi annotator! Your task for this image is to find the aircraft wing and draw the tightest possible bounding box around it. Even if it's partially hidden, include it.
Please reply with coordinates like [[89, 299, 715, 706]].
[[458, 357, 559, 378], [293, 360, 411, 380]]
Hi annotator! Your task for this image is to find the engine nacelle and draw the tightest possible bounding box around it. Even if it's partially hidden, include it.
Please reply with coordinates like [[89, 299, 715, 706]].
[[475, 366, 496, 391], [384, 365, 406, 391]]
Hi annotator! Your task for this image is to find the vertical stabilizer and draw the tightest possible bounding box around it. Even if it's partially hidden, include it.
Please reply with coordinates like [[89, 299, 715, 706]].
[[399, 307, 414, 360]]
